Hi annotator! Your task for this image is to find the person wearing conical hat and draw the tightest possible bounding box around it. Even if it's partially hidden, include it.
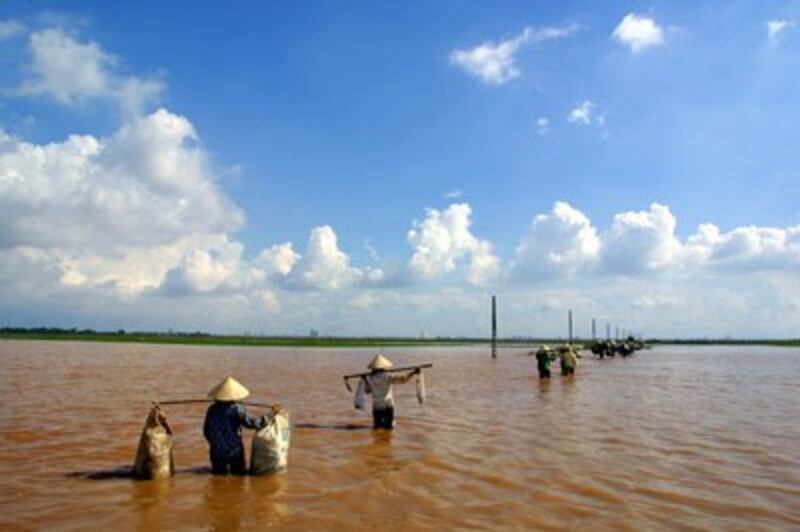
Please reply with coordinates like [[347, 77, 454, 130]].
[[363, 354, 419, 429], [535, 345, 552, 379], [559, 345, 578, 377], [203, 376, 275, 475]]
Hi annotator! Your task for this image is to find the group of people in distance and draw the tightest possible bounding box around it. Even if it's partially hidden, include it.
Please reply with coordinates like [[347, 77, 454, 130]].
[[202, 354, 419, 475], [535, 344, 579, 379]]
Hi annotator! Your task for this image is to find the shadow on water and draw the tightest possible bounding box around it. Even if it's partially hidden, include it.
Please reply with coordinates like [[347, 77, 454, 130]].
[[66, 465, 213, 480], [292, 422, 371, 431]]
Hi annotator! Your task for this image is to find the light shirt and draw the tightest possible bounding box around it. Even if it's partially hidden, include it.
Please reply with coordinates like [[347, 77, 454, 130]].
[[560, 349, 577, 368], [365, 372, 407, 410]]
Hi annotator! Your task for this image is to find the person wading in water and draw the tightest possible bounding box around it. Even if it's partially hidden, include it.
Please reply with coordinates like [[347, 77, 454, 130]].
[[559, 346, 578, 377], [203, 376, 275, 475], [363, 355, 419, 429], [535, 346, 552, 379]]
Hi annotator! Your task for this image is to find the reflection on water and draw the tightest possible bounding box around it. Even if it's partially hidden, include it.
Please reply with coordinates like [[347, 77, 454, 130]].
[[1, 340, 800, 530]]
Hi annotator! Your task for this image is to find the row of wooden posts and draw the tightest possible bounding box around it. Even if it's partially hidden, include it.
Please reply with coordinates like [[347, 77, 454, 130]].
[[489, 295, 640, 359]]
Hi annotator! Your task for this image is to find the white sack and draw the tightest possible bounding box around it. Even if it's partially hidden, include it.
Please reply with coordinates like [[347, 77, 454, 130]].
[[251, 410, 291, 475], [354, 378, 366, 410], [416, 371, 426, 404]]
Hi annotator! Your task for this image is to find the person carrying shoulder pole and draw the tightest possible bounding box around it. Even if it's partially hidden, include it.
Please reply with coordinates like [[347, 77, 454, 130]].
[[559, 345, 577, 376], [363, 355, 419, 429], [535, 345, 552, 379], [203, 376, 279, 475]]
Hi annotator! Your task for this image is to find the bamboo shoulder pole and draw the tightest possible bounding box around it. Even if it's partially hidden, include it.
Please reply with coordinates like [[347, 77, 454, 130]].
[[342, 363, 433, 381], [154, 399, 277, 409]]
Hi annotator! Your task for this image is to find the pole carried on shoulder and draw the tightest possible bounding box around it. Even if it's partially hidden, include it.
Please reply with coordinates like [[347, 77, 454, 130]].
[[154, 399, 278, 409], [342, 363, 433, 391]]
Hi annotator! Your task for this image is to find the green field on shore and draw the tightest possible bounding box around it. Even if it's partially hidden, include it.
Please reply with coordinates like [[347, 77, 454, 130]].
[[1, 328, 798, 348]]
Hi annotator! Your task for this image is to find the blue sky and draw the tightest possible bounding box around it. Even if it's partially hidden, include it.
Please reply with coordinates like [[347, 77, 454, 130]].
[[1, 2, 799, 338]]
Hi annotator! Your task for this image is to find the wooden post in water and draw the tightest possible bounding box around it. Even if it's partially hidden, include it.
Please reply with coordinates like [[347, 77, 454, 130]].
[[592, 318, 597, 340], [568, 309, 573, 346], [491, 295, 497, 359]]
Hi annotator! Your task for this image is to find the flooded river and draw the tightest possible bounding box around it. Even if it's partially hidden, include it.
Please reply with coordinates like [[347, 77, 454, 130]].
[[1, 340, 799, 530]]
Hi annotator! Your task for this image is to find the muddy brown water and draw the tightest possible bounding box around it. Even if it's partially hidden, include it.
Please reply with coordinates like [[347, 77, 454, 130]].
[[1, 340, 799, 530]]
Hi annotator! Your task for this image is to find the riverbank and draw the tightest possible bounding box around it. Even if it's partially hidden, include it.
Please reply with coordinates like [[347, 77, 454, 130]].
[[1, 329, 798, 348], [0, 330, 519, 348]]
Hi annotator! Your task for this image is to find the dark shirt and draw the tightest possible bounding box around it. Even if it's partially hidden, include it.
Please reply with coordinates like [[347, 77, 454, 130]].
[[536, 351, 551, 370], [203, 401, 268, 459]]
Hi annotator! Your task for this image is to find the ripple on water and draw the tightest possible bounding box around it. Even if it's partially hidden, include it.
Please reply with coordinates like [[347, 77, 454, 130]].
[[1, 341, 799, 530]]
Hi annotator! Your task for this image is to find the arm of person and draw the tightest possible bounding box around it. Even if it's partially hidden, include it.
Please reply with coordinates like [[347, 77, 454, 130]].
[[390, 368, 420, 384], [236, 403, 271, 430]]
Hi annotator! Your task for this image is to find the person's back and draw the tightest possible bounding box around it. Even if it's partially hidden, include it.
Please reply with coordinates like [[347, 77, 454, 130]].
[[535, 347, 551, 379], [363, 355, 418, 429], [203, 376, 269, 475], [365, 371, 395, 410], [560, 347, 577, 375]]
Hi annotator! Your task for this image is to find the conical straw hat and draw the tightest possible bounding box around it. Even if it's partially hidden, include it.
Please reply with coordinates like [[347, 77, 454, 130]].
[[367, 354, 393, 370], [208, 376, 250, 401]]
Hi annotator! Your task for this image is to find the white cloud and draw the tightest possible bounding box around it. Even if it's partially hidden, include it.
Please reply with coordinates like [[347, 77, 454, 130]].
[[766, 19, 795, 46], [567, 100, 605, 127], [450, 24, 577, 85], [0, 109, 243, 251], [444, 189, 464, 199], [601, 203, 684, 274], [18, 28, 164, 113], [509, 202, 800, 282], [612, 13, 665, 54], [0, 19, 26, 40], [283, 226, 383, 291], [407, 203, 499, 285], [536, 117, 549, 136], [256, 243, 300, 277], [0, 105, 250, 298], [160, 240, 245, 295], [511, 201, 600, 280], [686, 223, 800, 272]]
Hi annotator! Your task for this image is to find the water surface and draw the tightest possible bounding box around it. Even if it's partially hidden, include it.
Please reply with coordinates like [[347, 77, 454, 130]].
[[1, 340, 798, 530]]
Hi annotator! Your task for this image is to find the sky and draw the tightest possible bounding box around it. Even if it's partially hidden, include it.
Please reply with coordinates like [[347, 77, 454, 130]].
[[1, 1, 799, 338]]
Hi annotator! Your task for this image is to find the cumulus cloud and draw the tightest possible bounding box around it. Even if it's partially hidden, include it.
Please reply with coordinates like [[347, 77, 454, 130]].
[[450, 24, 577, 85], [0, 109, 243, 251], [407, 203, 499, 285], [256, 243, 300, 277], [279, 226, 383, 291], [601, 203, 684, 274], [511, 202, 600, 281], [0, 19, 26, 40], [509, 202, 800, 282], [18, 28, 164, 113], [766, 19, 795, 46], [612, 13, 665, 54], [567, 100, 605, 127], [160, 237, 256, 296], [686, 223, 800, 272]]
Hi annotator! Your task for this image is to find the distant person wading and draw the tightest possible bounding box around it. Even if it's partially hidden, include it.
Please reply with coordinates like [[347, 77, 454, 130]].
[[536, 346, 552, 379], [559, 346, 578, 376], [363, 355, 419, 429], [203, 376, 275, 475]]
